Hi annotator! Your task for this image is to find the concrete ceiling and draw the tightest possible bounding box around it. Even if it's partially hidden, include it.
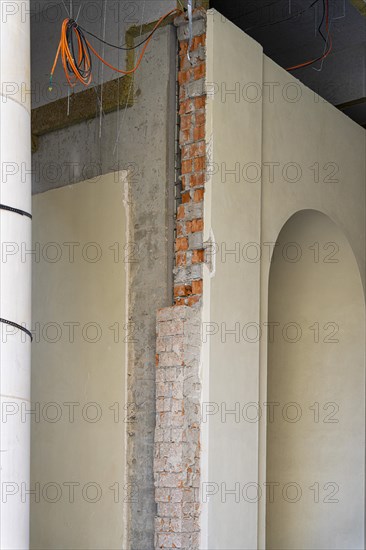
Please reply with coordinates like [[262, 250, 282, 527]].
[[211, 0, 366, 127]]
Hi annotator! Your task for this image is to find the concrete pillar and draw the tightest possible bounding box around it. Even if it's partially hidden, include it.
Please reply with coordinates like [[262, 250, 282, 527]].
[[0, 1, 32, 548]]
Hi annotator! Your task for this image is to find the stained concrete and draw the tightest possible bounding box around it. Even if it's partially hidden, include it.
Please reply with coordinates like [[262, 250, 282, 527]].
[[31, 23, 177, 549]]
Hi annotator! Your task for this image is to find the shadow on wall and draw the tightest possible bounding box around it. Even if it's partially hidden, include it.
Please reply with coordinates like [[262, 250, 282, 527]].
[[266, 209, 365, 550]]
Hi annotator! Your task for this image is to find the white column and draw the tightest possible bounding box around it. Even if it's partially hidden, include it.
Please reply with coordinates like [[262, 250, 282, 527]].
[[0, 1, 32, 548]]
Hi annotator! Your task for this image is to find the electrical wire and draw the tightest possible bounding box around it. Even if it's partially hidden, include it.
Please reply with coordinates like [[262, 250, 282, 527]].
[[0, 318, 33, 342], [50, 8, 182, 89], [231, 0, 285, 23], [244, 0, 321, 31], [0, 204, 33, 341], [287, 0, 332, 70]]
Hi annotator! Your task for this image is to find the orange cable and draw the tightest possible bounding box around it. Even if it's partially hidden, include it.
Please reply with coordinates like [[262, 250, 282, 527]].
[[50, 8, 182, 89], [287, 0, 332, 71]]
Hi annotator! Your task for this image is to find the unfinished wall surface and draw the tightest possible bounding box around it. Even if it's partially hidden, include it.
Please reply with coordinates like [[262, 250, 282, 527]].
[[203, 9, 365, 550], [31, 173, 127, 549], [30, 0, 176, 108], [30, 7, 177, 548], [153, 11, 206, 550]]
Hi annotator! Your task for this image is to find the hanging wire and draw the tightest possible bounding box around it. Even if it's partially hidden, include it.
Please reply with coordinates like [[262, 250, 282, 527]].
[[287, 0, 332, 70], [113, 0, 146, 158], [99, 0, 107, 138], [49, 8, 182, 89]]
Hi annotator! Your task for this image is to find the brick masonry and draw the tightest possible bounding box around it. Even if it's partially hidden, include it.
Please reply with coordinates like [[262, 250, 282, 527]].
[[154, 9, 207, 550], [154, 305, 202, 549], [174, 10, 207, 307]]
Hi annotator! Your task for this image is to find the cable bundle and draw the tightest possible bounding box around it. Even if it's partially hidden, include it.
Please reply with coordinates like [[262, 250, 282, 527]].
[[50, 8, 182, 90]]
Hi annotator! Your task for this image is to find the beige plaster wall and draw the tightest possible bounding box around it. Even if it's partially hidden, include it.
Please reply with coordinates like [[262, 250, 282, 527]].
[[30, 173, 128, 549], [203, 9, 365, 550], [267, 210, 365, 549]]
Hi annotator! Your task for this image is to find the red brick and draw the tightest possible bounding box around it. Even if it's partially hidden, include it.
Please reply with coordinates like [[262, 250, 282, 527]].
[[191, 219, 203, 233], [192, 34, 206, 49], [195, 111, 205, 126], [181, 144, 191, 160], [181, 114, 192, 131], [179, 99, 194, 115], [177, 205, 185, 220], [179, 86, 187, 102], [181, 159, 193, 174], [185, 221, 192, 234], [194, 188, 204, 202], [187, 295, 200, 307], [193, 125, 205, 141], [192, 279, 203, 295], [178, 69, 191, 85], [176, 252, 186, 267], [180, 41, 188, 55], [192, 249, 204, 264], [190, 172, 205, 187], [194, 157, 206, 171], [174, 284, 192, 297], [193, 64, 205, 81], [175, 237, 188, 251], [174, 285, 185, 298], [194, 97, 206, 109], [179, 128, 192, 145], [190, 141, 205, 158], [176, 222, 184, 237], [181, 192, 190, 204]]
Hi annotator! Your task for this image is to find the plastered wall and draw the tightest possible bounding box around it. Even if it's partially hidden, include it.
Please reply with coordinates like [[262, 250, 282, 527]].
[[31, 17, 177, 548], [31, 173, 128, 549], [267, 210, 365, 549], [202, 9, 365, 550]]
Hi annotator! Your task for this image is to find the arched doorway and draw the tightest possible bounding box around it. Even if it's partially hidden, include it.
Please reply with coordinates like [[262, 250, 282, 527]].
[[266, 210, 365, 549]]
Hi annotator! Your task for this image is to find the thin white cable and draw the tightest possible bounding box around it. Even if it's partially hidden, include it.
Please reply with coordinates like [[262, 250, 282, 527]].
[[312, 17, 333, 71], [99, 0, 107, 138], [61, 0, 70, 17], [113, 0, 146, 158], [187, 0, 194, 64], [75, 3, 82, 23]]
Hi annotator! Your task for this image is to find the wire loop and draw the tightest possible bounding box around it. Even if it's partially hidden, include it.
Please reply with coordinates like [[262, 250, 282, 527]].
[[50, 9, 182, 89]]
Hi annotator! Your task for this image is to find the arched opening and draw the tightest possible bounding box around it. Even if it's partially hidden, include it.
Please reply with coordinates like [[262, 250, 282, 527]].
[[266, 210, 365, 549]]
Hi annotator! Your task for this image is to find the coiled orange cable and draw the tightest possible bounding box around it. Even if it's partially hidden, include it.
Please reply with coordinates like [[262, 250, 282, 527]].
[[50, 8, 182, 89]]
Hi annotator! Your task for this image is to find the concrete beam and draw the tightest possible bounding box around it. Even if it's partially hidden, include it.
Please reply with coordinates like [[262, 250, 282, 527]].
[[32, 75, 133, 143]]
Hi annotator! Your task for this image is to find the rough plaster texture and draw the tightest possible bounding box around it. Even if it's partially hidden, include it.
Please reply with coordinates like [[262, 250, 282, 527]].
[[31, 23, 177, 549]]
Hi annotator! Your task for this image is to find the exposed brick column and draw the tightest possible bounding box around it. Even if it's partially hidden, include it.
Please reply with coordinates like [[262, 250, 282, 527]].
[[154, 306, 202, 549], [174, 10, 207, 307], [154, 12, 206, 549]]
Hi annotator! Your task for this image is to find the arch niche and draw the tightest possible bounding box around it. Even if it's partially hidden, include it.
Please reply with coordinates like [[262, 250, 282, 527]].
[[266, 210, 365, 550]]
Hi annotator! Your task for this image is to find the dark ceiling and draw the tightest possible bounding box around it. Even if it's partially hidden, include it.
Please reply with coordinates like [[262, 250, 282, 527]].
[[211, 0, 366, 127]]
